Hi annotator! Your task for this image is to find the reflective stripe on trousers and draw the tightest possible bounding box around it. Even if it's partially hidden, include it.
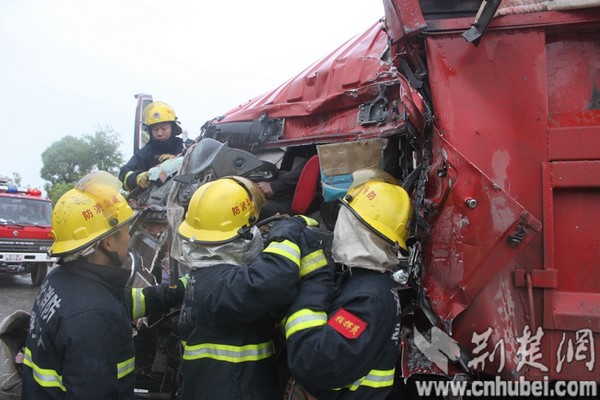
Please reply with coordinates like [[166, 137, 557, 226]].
[[183, 341, 275, 363]]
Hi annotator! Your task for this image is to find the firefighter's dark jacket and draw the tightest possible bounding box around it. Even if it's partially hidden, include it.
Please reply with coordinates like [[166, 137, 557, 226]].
[[119, 134, 184, 190], [177, 218, 324, 400], [285, 268, 401, 400], [22, 260, 185, 400]]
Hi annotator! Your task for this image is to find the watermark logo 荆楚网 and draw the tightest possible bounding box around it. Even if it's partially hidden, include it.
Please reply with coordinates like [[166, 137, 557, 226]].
[[414, 325, 594, 375]]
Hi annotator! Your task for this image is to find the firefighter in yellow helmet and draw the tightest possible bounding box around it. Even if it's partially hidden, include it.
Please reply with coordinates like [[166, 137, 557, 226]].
[[119, 101, 187, 190], [175, 176, 333, 400], [284, 168, 412, 400], [22, 171, 187, 400]]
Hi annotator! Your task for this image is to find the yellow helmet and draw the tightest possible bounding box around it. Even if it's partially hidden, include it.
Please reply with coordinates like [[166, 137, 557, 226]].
[[143, 101, 178, 125], [177, 176, 265, 244], [50, 171, 135, 256], [142, 101, 182, 136], [226, 175, 266, 212], [178, 177, 265, 244], [341, 179, 412, 251], [349, 167, 399, 190]]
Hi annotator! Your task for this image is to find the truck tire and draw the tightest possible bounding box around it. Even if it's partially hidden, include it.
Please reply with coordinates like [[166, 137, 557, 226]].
[[30, 263, 48, 286]]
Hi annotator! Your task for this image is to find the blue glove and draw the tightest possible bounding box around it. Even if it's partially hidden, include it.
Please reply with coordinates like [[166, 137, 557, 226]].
[[156, 274, 188, 309], [265, 217, 305, 244]]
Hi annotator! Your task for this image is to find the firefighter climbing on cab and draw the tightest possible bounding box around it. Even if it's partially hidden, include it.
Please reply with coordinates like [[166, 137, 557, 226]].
[[284, 169, 411, 400], [21, 171, 187, 400], [119, 101, 187, 190], [174, 176, 333, 400]]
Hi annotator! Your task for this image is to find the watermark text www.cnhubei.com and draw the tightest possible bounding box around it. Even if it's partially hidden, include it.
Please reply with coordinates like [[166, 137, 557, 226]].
[[415, 376, 597, 398]]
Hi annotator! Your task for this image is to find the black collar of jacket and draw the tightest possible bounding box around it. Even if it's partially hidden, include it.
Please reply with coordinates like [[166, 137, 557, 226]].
[[62, 260, 131, 299]]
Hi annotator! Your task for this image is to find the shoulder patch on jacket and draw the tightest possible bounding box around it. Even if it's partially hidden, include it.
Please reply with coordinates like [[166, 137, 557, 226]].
[[328, 307, 367, 339]]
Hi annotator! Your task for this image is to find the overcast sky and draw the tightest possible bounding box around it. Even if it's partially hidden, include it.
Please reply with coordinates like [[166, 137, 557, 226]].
[[0, 0, 384, 192]]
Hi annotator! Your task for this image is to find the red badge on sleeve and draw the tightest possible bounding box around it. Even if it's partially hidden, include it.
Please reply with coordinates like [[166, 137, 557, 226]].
[[327, 307, 367, 339]]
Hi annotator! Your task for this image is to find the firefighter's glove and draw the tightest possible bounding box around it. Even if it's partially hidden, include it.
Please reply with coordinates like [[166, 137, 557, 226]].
[[298, 226, 323, 256], [158, 274, 189, 309], [293, 231, 337, 313], [299, 229, 335, 286], [157, 153, 176, 163], [266, 216, 305, 245], [294, 214, 319, 227], [136, 171, 150, 188]]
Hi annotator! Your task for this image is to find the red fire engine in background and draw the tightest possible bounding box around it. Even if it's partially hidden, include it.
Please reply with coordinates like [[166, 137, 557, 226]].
[[0, 176, 55, 285]]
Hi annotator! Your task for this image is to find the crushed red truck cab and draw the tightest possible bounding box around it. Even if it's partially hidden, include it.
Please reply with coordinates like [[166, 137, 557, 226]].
[[200, 0, 600, 384]]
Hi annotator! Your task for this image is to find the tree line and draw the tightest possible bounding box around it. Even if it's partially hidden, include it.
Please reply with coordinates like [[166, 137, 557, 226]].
[[40, 126, 124, 203]]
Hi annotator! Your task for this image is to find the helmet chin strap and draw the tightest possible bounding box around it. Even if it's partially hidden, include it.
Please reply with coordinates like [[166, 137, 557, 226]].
[[98, 243, 123, 267]]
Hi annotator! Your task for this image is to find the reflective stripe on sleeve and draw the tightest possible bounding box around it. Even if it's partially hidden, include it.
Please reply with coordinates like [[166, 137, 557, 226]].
[[285, 309, 327, 339], [131, 288, 146, 319], [299, 249, 327, 278], [23, 347, 66, 392], [179, 274, 189, 289], [335, 368, 396, 391], [263, 240, 301, 267], [123, 171, 135, 190], [183, 341, 274, 363]]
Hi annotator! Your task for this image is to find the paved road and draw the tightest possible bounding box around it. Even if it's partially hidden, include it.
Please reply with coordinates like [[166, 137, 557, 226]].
[[0, 273, 39, 322]]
